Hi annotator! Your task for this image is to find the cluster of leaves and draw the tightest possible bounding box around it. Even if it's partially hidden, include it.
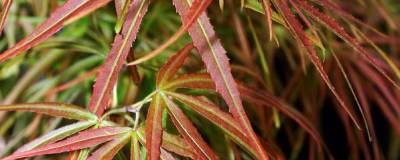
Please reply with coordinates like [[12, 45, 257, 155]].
[[0, 0, 399, 159]]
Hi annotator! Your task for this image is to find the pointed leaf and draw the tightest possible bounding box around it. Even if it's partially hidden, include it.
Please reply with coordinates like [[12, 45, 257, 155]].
[[294, 0, 399, 89], [271, 0, 360, 128], [89, 0, 149, 116], [0, 0, 12, 35], [131, 132, 141, 160], [0, 0, 112, 63], [0, 102, 97, 120], [136, 128, 196, 159], [173, 0, 268, 158], [87, 132, 131, 160], [3, 127, 131, 160], [16, 121, 96, 153], [164, 74, 325, 149], [145, 94, 164, 160], [157, 43, 194, 87], [161, 94, 218, 160], [165, 91, 258, 158]]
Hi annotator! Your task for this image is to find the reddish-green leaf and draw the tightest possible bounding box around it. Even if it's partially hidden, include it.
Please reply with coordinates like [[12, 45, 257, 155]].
[[161, 94, 218, 160], [157, 43, 194, 87], [164, 74, 325, 150], [3, 127, 131, 160], [173, 0, 268, 159], [87, 132, 131, 160], [165, 91, 258, 158], [0, 0, 112, 63], [131, 132, 141, 160], [0, 0, 12, 35], [15, 121, 96, 153], [126, 0, 212, 65], [89, 0, 149, 116], [271, 0, 360, 128], [145, 94, 164, 160], [0, 102, 97, 120], [137, 127, 196, 159]]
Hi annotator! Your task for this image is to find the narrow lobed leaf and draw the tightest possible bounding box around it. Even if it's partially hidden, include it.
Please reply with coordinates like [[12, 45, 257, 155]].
[[0, 102, 97, 120], [0, 0, 112, 63], [271, 0, 361, 129], [173, 0, 269, 158], [89, 0, 149, 116], [3, 127, 131, 160], [161, 94, 218, 160], [0, 0, 12, 35], [165, 91, 259, 158], [87, 132, 132, 160], [157, 43, 194, 87], [145, 94, 164, 160], [15, 121, 96, 153]]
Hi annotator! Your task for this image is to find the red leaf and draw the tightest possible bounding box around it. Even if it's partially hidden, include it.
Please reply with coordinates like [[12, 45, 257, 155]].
[[172, 0, 268, 159], [89, 0, 149, 116], [0, 0, 12, 35], [164, 74, 325, 151], [294, 0, 400, 89], [87, 132, 131, 160], [3, 127, 131, 160], [165, 91, 259, 158], [157, 43, 194, 87], [271, 0, 360, 128], [145, 94, 164, 160], [0, 0, 111, 63], [161, 94, 218, 160]]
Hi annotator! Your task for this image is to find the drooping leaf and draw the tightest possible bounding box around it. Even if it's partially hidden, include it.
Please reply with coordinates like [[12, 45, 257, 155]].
[[3, 127, 131, 160], [270, 0, 360, 128], [145, 94, 164, 160], [87, 132, 131, 160], [172, 0, 268, 158], [15, 121, 96, 153], [0, 0, 112, 63], [294, 0, 400, 89], [89, 0, 149, 116], [157, 43, 194, 87], [0, 0, 12, 35], [0, 102, 96, 120], [161, 94, 218, 160]]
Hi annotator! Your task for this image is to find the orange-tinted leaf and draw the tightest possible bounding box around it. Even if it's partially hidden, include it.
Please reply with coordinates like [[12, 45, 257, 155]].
[[87, 132, 131, 160], [89, 0, 149, 116], [0, 0, 111, 63], [145, 94, 164, 160], [0, 102, 96, 120], [161, 94, 218, 160], [173, 0, 268, 158], [157, 43, 194, 87], [3, 127, 131, 160]]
